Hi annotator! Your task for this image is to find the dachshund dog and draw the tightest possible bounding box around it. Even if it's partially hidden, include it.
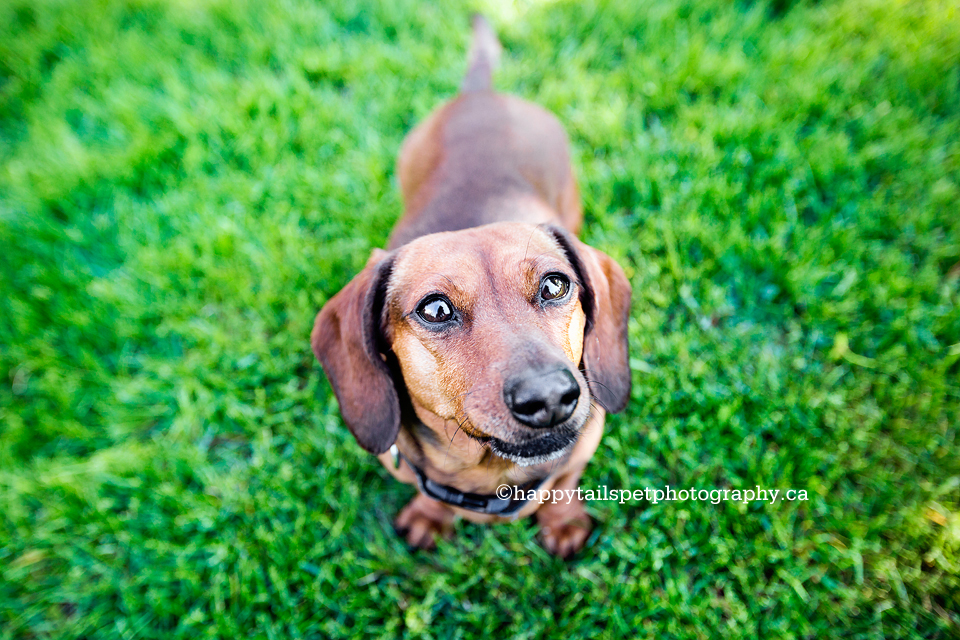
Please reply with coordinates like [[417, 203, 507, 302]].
[[311, 15, 631, 558]]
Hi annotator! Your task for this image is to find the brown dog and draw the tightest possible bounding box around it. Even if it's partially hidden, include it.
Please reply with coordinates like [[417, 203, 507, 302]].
[[311, 16, 631, 558]]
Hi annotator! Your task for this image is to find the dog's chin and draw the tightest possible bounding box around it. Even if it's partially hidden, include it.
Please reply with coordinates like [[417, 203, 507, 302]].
[[487, 428, 580, 467]]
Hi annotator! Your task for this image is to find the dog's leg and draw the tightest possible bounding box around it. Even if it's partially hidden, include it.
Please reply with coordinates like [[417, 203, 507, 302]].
[[536, 470, 593, 559], [394, 493, 457, 550], [535, 411, 605, 558]]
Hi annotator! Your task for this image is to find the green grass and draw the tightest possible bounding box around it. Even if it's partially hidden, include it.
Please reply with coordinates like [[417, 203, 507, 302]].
[[1, 0, 958, 637]]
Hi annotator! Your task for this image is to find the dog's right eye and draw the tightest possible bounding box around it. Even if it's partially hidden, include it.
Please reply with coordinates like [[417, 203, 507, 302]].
[[416, 295, 455, 324]]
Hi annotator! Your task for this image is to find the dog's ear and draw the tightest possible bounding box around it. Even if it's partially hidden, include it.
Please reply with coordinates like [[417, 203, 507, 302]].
[[311, 250, 400, 454], [546, 225, 632, 413]]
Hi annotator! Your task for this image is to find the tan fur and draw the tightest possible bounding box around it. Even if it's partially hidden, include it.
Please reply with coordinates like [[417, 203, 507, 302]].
[[311, 17, 631, 558]]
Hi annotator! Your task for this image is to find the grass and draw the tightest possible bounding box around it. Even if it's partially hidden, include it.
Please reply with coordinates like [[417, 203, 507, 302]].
[[1, 0, 958, 637]]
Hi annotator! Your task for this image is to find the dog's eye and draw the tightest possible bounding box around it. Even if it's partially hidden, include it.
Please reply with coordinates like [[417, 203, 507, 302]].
[[540, 274, 570, 301], [417, 295, 455, 324]]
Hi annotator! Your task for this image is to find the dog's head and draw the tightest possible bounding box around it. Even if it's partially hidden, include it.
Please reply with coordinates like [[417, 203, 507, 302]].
[[311, 222, 631, 466]]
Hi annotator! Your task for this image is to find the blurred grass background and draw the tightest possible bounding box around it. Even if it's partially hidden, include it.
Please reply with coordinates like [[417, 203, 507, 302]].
[[1, 0, 959, 637]]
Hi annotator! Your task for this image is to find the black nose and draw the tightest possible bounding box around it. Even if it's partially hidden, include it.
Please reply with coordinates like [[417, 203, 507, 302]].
[[504, 369, 580, 429]]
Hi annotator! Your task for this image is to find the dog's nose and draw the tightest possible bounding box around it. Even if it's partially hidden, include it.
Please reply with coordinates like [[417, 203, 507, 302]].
[[504, 370, 580, 428]]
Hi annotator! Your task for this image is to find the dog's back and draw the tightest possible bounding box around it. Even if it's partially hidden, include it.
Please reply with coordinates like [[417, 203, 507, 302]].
[[388, 16, 582, 249]]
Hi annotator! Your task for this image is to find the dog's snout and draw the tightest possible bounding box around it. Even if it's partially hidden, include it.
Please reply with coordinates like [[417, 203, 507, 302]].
[[504, 369, 580, 428]]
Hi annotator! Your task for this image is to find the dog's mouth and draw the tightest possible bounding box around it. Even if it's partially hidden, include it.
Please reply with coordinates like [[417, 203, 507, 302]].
[[467, 425, 581, 467]]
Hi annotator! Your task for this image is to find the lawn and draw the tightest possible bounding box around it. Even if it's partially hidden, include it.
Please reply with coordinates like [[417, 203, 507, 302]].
[[1, 0, 958, 637]]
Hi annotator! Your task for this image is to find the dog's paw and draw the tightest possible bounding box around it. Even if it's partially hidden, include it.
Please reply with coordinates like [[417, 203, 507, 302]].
[[537, 502, 592, 559], [394, 494, 455, 550]]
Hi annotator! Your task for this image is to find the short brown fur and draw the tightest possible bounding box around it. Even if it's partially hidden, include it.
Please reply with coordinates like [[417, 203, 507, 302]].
[[311, 16, 631, 558]]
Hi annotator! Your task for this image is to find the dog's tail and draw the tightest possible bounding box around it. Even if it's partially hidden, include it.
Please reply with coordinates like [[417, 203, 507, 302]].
[[461, 14, 501, 93]]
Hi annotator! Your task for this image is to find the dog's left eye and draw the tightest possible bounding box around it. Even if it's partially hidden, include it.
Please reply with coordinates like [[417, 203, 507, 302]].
[[540, 274, 571, 301], [417, 295, 455, 324]]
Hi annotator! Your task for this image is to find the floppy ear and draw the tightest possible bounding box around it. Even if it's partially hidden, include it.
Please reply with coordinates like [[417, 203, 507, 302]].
[[311, 250, 400, 454], [547, 226, 632, 413]]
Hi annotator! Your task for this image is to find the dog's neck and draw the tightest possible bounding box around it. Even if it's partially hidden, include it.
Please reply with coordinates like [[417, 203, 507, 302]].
[[390, 443, 546, 518], [394, 407, 561, 494]]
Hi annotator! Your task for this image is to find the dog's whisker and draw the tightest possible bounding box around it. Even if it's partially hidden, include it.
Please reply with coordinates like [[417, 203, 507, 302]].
[[522, 227, 536, 262], [443, 419, 466, 465]]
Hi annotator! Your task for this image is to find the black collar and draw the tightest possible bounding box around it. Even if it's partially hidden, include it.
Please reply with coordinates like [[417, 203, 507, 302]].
[[391, 445, 547, 517]]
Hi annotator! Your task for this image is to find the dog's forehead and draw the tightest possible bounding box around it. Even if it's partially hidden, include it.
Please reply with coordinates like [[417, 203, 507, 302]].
[[389, 223, 567, 303]]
